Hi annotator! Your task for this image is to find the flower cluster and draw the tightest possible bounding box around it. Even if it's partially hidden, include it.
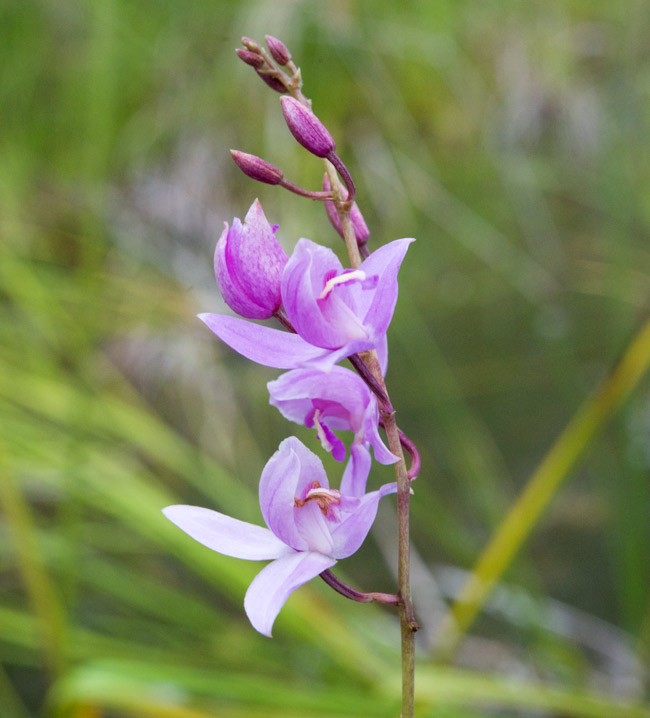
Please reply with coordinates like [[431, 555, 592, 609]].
[[163, 35, 416, 637]]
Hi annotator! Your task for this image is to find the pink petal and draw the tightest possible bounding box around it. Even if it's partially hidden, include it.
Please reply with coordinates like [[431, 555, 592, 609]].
[[259, 442, 306, 550], [340, 443, 372, 497], [215, 220, 272, 319], [244, 551, 336, 636], [357, 238, 415, 335], [162, 505, 289, 560], [294, 500, 334, 555], [330, 482, 398, 558], [282, 239, 346, 348], [198, 314, 328, 369], [376, 333, 389, 375], [259, 438, 329, 549]]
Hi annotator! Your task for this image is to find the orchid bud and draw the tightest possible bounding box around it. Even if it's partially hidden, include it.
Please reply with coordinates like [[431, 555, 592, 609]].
[[280, 96, 335, 158], [236, 48, 265, 68], [214, 199, 288, 319], [255, 70, 288, 93], [265, 35, 292, 65], [241, 36, 260, 52], [230, 150, 283, 185], [322, 174, 370, 243]]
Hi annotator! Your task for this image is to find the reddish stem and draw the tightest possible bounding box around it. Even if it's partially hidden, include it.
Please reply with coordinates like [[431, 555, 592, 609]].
[[320, 569, 401, 605]]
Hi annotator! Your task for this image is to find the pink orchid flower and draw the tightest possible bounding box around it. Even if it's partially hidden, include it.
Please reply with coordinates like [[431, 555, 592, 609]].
[[201, 233, 414, 372], [163, 437, 396, 637], [268, 366, 397, 497]]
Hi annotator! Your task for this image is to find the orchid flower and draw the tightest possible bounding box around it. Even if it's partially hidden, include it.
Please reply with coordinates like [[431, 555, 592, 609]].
[[200, 236, 414, 373], [214, 199, 288, 319], [163, 437, 396, 637], [267, 366, 398, 496]]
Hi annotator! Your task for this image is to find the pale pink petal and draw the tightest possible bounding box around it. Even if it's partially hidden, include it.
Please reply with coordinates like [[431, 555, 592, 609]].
[[357, 238, 414, 335], [294, 500, 334, 555], [244, 551, 336, 636], [340, 443, 372, 497], [280, 436, 331, 494], [330, 482, 398, 558], [376, 333, 388, 375], [198, 313, 327, 369], [259, 437, 329, 549], [282, 239, 346, 348], [162, 505, 289, 560], [258, 442, 306, 550]]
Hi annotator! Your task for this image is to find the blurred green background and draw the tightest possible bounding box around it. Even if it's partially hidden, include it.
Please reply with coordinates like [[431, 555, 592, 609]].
[[1, 0, 649, 716]]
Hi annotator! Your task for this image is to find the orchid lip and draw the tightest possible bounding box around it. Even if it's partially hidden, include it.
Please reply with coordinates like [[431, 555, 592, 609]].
[[305, 486, 341, 502], [312, 409, 333, 452], [319, 269, 367, 299], [294, 480, 342, 515]]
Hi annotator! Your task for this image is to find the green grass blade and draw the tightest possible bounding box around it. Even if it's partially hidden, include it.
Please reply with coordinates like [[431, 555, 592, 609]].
[[437, 313, 650, 655]]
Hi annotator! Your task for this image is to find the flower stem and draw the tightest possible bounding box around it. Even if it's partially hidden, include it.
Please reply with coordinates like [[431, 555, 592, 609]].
[[348, 353, 389, 404], [360, 350, 418, 718], [335, 168, 417, 717], [326, 151, 356, 202], [279, 178, 334, 200], [325, 161, 361, 268], [320, 569, 401, 605]]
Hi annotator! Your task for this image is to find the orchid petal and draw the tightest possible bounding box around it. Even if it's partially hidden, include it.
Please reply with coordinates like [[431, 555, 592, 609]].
[[340, 443, 372, 497], [280, 436, 331, 494], [330, 482, 398, 558], [215, 220, 271, 318], [293, 500, 334, 555], [376, 333, 389, 376], [268, 366, 366, 427], [198, 314, 328, 369], [244, 551, 336, 636], [162, 505, 289, 560], [282, 239, 346, 348], [259, 442, 305, 550], [358, 238, 414, 335], [298, 337, 377, 372], [214, 200, 288, 319], [363, 404, 399, 466], [259, 437, 329, 549], [235, 200, 288, 312]]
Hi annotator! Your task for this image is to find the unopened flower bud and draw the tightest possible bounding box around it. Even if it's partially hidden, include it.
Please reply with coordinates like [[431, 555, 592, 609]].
[[265, 35, 292, 65], [280, 96, 336, 158], [241, 36, 260, 52], [256, 70, 288, 94], [215, 199, 288, 319], [236, 48, 265, 68], [322, 174, 370, 243], [231, 150, 283, 185]]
